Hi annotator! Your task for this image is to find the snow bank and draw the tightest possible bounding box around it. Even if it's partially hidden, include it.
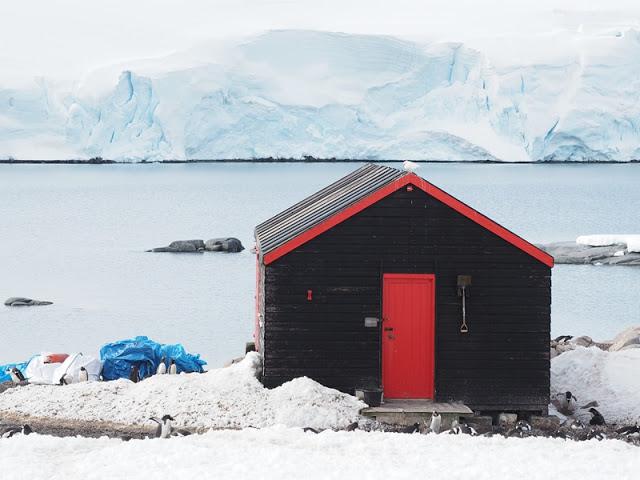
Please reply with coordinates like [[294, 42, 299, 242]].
[[551, 346, 640, 424], [576, 235, 640, 253], [1, 427, 638, 480], [0, 353, 364, 430]]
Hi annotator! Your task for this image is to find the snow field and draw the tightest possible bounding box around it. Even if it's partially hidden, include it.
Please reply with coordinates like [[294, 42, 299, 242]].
[[576, 235, 640, 253], [1, 426, 639, 480], [1, 346, 639, 431], [551, 347, 640, 425], [0, 353, 365, 430]]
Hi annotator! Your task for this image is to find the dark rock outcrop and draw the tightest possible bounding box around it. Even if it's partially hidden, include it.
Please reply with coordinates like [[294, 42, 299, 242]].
[[148, 240, 205, 253], [4, 297, 53, 307], [537, 241, 640, 265], [148, 238, 244, 253], [205, 238, 245, 253]]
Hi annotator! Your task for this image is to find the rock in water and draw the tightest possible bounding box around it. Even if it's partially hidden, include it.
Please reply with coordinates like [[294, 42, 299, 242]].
[[4, 297, 53, 307], [205, 238, 244, 253], [537, 241, 640, 265], [148, 239, 205, 253]]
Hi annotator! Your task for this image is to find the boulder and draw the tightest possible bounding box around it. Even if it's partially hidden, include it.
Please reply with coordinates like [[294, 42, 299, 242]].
[[572, 335, 594, 348], [609, 326, 640, 352], [148, 239, 205, 253], [497, 413, 517, 428], [205, 238, 245, 253], [530, 415, 561, 431], [4, 297, 53, 307]]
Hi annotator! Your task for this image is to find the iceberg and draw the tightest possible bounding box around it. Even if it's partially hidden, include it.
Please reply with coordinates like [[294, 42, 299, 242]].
[[2, 30, 640, 162]]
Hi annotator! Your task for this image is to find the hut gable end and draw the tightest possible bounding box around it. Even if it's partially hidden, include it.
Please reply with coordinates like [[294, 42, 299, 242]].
[[255, 164, 553, 413]]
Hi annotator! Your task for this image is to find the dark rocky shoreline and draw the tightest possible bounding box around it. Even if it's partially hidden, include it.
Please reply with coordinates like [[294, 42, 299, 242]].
[[538, 241, 640, 266]]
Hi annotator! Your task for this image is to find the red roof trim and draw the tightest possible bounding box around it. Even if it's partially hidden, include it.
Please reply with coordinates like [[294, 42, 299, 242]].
[[263, 173, 554, 268]]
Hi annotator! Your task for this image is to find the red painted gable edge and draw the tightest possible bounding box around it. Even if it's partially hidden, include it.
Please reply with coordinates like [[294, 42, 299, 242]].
[[262, 173, 554, 268]]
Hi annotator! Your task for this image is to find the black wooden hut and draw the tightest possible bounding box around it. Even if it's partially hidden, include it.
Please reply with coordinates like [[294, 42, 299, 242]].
[[254, 164, 553, 414]]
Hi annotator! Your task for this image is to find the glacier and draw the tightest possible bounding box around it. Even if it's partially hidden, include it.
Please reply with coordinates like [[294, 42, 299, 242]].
[[2, 29, 640, 161]]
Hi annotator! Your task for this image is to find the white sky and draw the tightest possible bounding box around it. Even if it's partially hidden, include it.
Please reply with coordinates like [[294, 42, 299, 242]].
[[1, 0, 640, 85]]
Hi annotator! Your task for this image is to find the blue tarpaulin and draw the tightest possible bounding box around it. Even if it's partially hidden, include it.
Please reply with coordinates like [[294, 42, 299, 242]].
[[100, 336, 207, 381], [0, 359, 31, 383]]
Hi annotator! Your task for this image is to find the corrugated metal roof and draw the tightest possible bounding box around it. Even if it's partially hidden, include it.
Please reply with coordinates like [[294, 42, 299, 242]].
[[255, 163, 407, 255]]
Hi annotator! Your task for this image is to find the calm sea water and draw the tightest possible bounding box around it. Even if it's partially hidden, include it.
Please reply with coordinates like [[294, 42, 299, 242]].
[[1, 162, 639, 366]]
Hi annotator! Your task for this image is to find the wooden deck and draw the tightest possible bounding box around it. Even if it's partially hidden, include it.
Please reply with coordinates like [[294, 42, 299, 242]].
[[361, 399, 473, 427]]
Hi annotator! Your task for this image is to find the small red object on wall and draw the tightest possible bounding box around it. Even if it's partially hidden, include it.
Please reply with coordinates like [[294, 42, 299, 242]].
[[307, 289, 313, 301], [407, 185, 413, 191]]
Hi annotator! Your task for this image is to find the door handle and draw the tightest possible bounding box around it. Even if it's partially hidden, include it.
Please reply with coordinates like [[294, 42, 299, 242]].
[[384, 327, 394, 331]]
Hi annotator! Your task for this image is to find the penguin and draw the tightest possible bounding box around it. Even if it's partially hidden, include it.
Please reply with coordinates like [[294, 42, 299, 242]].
[[8, 367, 25, 384], [555, 391, 578, 415], [1, 424, 32, 438], [168, 359, 177, 375], [449, 423, 477, 436], [508, 420, 532, 438], [588, 408, 605, 426], [429, 412, 442, 434], [553, 335, 573, 343], [616, 425, 640, 437], [569, 419, 586, 431], [129, 364, 140, 383], [156, 357, 167, 375], [517, 420, 532, 432], [345, 422, 359, 432], [399, 423, 420, 434], [462, 424, 478, 436], [149, 415, 175, 439], [78, 366, 89, 382], [586, 428, 606, 441], [59, 373, 71, 385], [553, 428, 573, 440]]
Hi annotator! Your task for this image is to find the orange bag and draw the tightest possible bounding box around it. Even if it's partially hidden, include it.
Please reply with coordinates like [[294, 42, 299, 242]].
[[43, 353, 69, 364]]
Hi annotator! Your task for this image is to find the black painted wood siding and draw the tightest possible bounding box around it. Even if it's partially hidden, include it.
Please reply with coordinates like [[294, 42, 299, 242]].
[[260, 187, 551, 412]]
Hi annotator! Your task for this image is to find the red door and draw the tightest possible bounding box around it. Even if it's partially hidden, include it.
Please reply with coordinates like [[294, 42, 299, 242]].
[[382, 273, 435, 399]]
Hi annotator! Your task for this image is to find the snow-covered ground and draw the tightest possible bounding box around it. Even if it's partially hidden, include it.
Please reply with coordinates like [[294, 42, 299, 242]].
[[551, 347, 640, 425], [2, 2, 640, 161], [577, 235, 640, 253], [1, 345, 639, 429], [0, 353, 364, 430], [1, 426, 639, 480]]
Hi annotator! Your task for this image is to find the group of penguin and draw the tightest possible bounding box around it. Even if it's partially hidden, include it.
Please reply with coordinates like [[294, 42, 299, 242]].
[[388, 412, 534, 437], [6, 365, 91, 386], [129, 357, 177, 383], [6, 358, 180, 387], [554, 390, 606, 425], [60, 367, 89, 385], [1, 424, 32, 438], [0, 417, 185, 440]]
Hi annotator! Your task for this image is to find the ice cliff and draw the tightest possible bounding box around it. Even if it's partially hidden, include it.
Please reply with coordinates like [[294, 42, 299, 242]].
[[2, 30, 640, 161]]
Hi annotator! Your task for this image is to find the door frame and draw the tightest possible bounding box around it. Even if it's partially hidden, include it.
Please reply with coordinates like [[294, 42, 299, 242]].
[[381, 273, 436, 399]]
